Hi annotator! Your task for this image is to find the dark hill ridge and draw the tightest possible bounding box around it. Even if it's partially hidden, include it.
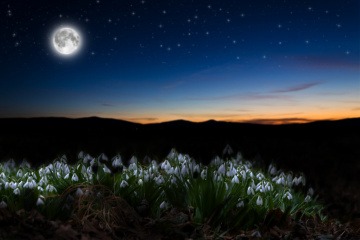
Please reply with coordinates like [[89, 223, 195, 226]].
[[0, 117, 359, 164]]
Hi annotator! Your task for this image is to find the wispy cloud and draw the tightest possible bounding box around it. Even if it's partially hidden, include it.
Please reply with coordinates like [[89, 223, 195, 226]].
[[124, 117, 158, 123], [242, 118, 314, 125], [352, 107, 360, 111], [162, 80, 185, 89], [294, 56, 359, 70], [188, 92, 292, 101], [272, 82, 322, 93], [101, 103, 114, 107]]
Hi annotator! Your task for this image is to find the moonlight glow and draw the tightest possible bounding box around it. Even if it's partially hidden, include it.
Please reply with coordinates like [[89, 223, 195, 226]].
[[51, 26, 81, 56]]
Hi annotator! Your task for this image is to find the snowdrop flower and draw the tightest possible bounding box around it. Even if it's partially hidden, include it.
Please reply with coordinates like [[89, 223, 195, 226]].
[[9, 182, 17, 190], [155, 176, 164, 185], [71, 173, 79, 182], [138, 179, 143, 185], [0, 201, 7, 208], [308, 187, 314, 196], [111, 156, 122, 168], [37, 186, 44, 192], [120, 180, 128, 188], [129, 156, 137, 164], [240, 170, 247, 180], [211, 156, 222, 166], [256, 196, 263, 206], [268, 164, 277, 175], [75, 188, 84, 197], [236, 200, 244, 208], [304, 195, 311, 202], [20, 159, 31, 168], [247, 186, 254, 195], [292, 176, 304, 186], [64, 173, 70, 179], [36, 197, 44, 206], [16, 169, 23, 178], [256, 173, 264, 180], [181, 164, 188, 176], [201, 169, 207, 179], [284, 191, 293, 200], [167, 148, 177, 159], [128, 162, 138, 171], [160, 201, 168, 209], [231, 175, 239, 184], [46, 184, 57, 193], [99, 153, 108, 163], [226, 167, 236, 177], [25, 177, 37, 189], [13, 187, 20, 195], [103, 165, 111, 174], [217, 164, 226, 175], [161, 160, 171, 171]]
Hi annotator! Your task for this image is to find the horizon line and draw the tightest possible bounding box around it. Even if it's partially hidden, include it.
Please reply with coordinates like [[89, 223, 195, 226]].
[[0, 115, 359, 125]]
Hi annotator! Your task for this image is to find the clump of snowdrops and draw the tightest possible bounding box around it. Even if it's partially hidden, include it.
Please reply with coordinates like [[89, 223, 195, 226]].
[[0, 148, 324, 230]]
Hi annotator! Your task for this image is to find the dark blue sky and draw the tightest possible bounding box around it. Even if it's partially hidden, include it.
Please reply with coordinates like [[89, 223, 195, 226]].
[[1, 0, 359, 123]]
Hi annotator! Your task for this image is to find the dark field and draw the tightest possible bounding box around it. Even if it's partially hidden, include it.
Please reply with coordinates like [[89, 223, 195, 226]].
[[0, 117, 359, 238]]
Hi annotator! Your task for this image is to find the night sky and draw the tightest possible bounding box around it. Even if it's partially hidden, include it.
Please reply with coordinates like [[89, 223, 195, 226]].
[[1, 0, 359, 124]]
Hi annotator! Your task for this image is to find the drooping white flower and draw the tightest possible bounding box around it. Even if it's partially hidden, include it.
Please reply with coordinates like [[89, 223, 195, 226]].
[[160, 201, 168, 209], [268, 164, 277, 175], [120, 180, 128, 188], [200, 169, 207, 179], [75, 188, 84, 197], [155, 176, 164, 185], [71, 173, 79, 182], [103, 165, 111, 174], [16, 169, 23, 178], [64, 173, 70, 179], [46, 184, 57, 193], [36, 197, 44, 206], [231, 175, 239, 184], [0, 200, 7, 208], [284, 191, 293, 200], [304, 195, 311, 202], [138, 179, 143, 185], [256, 196, 263, 206], [236, 200, 244, 208], [217, 164, 226, 175], [226, 167, 236, 177], [308, 187, 314, 196], [13, 187, 20, 195], [181, 164, 188, 176], [9, 182, 17, 190], [247, 186, 254, 195], [256, 173, 264, 180], [112, 156, 122, 168]]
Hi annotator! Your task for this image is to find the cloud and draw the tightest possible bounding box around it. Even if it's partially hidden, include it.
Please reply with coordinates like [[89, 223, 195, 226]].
[[272, 82, 322, 93], [242, 118, 314, 125], [124, 117, 158, 123], [294, 56, 359, 70], [188, 92, 292, 101], [162, 81, 185, 89], [101, 103, 114, 107], [352, 107, 360, 111]]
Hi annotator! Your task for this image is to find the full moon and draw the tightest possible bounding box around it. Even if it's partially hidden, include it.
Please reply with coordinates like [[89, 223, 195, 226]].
[[52, 27, 81, 56]]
